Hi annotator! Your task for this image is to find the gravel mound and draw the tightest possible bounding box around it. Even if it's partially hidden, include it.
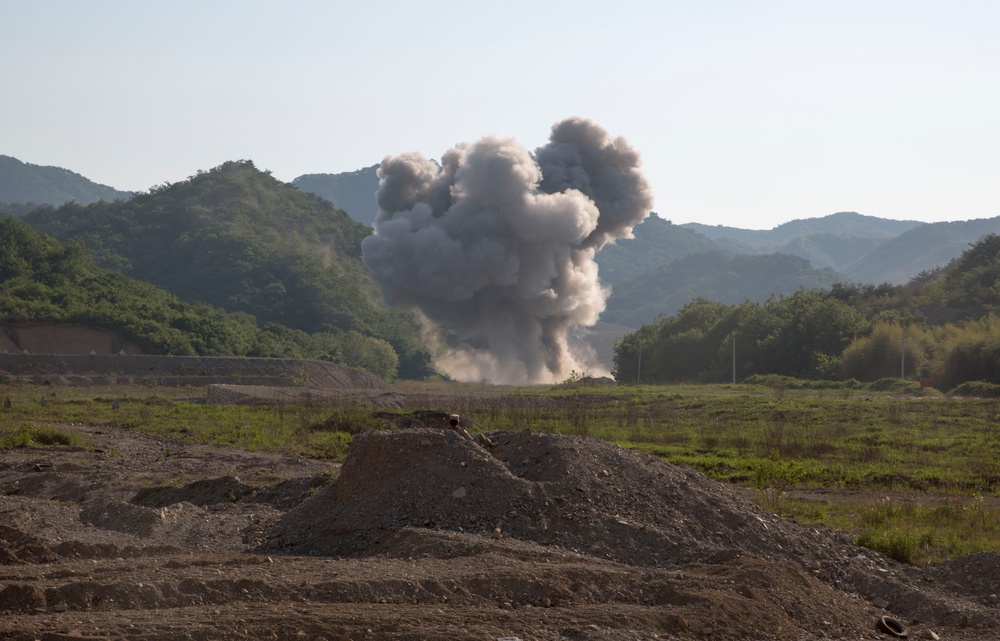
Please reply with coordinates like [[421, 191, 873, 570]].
[[274, 428, 833, 566], [273, 428, 1000, 630]]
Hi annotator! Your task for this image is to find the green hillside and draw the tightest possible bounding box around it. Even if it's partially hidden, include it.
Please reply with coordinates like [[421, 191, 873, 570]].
[[0, 215, 243, 355], [0, 155, 132, 207], [22, 161, 432, 378], [0, 216, 401, 378], [844, 217, 1000, 284]]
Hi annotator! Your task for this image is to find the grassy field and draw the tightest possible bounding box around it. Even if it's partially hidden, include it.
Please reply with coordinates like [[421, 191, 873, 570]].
[[2, 381, 999, 566]]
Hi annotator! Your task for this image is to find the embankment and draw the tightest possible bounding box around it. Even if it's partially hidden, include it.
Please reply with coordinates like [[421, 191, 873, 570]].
[[0, 354, 391, 392]]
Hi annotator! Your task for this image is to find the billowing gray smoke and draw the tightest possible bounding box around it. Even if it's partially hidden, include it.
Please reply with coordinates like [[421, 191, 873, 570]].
[[361, 118, 653, 384]]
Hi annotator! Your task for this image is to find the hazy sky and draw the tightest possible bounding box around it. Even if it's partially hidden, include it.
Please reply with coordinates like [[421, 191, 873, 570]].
[[3, 1, 997, 229]]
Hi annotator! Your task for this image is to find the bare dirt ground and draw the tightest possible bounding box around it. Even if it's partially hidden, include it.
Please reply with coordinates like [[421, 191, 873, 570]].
[[2, 417, 1000, 640]]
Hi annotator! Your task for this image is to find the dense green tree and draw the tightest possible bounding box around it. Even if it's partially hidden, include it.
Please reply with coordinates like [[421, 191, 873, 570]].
[[941, 234, 1000, 312], [332, 331, 400, 382], [933, 317, 1000, 390], [614, 290, 865, 383], [841, 322, 933, 381], [755, 291, 866, 378]]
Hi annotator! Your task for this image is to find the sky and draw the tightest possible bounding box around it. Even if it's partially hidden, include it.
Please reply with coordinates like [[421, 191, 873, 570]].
[[2, 0, 997, 230]]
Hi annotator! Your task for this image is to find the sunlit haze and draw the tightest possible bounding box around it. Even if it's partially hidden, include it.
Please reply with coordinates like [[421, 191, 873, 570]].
[[3, 0, 997, 229]]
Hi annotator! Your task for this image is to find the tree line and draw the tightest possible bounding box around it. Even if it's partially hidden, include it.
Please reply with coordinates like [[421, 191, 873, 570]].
[[612, 234, 1000, 391]]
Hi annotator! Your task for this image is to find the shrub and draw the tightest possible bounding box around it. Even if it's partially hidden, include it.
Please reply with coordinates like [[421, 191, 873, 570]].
[[951, 381, 1000, 398]]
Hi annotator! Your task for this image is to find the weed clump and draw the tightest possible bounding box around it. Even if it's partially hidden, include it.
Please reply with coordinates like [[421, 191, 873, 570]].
[[0, 423, 83, 449]]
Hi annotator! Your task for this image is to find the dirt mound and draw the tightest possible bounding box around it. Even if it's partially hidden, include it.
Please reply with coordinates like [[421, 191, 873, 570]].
[[0, 525, 60, 564], [1, 466, 94, 503], [0, 524, 178, 567], [133, 476, 254, 508], [273, 428, 1000, 631], [273, 429, 833, 566], [79, 499, 167, 537]]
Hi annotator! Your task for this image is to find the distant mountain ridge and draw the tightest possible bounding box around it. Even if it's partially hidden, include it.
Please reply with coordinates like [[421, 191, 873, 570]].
[[671, 211, 1000, 284], [596, 215, 720, 285], [844, 217, 1000, 284], [597, 211, 1000, 327], [602, 251, 846, 327], [0, 155, 132, 207], [681, 211, 922, 245], [293, 165, 380, 227]]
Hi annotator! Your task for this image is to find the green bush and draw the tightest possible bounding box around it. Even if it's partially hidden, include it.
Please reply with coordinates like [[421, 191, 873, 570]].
[[0, 423, 82, 448], [951, 381, 1000, 398]]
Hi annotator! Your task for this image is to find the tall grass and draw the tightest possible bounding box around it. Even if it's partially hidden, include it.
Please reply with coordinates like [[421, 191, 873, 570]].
[[781, 493, 1000, 566], [0, 422, 86, 448]]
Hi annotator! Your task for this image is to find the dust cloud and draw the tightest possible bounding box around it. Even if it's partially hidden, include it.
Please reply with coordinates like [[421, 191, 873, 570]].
[[361, 118, 653, 383]]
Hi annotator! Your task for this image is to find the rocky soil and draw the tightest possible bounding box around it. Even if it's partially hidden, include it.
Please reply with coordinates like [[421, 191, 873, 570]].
[[2, 420, 999, 640]]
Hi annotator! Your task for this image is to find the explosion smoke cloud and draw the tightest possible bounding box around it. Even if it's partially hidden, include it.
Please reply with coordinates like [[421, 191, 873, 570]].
[[361, 118, 653, 384]]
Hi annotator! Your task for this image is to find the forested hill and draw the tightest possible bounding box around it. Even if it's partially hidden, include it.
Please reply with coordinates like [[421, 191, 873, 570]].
[[602, 252, 845, 327], [681, 211, 922, 246], [22, 161, 432, 378], [605, 211, 1000, 288], [0, 216, 402, 378], [293, 165, 380, 227], [844, 217, 1000, 284], [0, 155, 132, 207]]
